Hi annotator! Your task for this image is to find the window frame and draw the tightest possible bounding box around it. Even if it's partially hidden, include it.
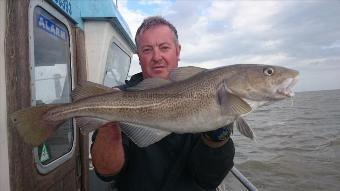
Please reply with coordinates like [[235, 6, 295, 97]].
[[103, 40, 132, 87], [28, 0, 76, 174]]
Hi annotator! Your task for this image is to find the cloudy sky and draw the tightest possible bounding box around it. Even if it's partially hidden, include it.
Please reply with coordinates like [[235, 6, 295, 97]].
[[116, 0, 340, 92]]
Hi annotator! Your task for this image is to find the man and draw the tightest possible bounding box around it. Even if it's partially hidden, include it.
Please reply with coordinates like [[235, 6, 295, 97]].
[[91, 16, 235, 191]]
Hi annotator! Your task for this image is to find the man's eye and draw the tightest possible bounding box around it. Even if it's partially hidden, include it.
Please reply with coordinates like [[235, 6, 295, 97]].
[[143, 48, 151, 53], [161, 46, 170, 51]]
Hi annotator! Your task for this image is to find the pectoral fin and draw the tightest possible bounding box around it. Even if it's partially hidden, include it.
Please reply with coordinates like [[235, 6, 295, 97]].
[[217, 81, 252, 115], [235, 117, 256, 140], [120, 122, 171, 147]]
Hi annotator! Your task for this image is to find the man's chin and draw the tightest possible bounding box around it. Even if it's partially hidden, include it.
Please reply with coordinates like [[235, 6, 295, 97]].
[[150, 70, 169, 79]]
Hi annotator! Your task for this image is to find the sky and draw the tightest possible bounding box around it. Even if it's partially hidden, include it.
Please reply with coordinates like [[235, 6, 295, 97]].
[[116, 0, 340, 92]]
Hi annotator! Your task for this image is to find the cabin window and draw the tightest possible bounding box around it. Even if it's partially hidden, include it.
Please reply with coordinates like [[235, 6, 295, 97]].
[[103, 42, 131, 87], [30, 4, 75, 173]]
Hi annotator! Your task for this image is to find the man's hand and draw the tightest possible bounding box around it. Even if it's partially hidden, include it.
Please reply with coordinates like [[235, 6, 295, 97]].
[[201, 123, 233, 148], [91, 122, 125, 176]]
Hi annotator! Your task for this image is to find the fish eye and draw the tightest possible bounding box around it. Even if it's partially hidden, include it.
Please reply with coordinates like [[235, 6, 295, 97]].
[[263, 67, 274, 76]]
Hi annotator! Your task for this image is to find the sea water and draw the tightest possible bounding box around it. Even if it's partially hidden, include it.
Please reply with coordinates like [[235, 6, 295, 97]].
[[224, 89, 340, 191]]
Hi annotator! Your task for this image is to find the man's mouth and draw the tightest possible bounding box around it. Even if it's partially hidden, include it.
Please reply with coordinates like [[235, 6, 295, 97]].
[[152, 65, 166, 71]]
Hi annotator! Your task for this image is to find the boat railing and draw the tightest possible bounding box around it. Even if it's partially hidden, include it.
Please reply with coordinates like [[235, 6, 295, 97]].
[[230, 167, 258, 191]]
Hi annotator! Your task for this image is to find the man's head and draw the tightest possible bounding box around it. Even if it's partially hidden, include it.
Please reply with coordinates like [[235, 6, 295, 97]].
[[135, 16, 181, 80]]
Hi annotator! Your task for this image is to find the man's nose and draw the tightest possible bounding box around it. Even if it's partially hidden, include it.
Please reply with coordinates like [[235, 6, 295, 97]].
[[152, 48, 162, 61]]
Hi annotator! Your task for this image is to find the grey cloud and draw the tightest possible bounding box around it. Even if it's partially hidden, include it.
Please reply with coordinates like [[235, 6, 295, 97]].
[[164, 1, 211, 27], [180, 1, 340, 68], [265, 2, 340, 58], [126, 0, 340, 91]]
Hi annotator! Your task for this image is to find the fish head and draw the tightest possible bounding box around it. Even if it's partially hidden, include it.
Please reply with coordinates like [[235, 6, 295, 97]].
[[224, 64, 299, 102]]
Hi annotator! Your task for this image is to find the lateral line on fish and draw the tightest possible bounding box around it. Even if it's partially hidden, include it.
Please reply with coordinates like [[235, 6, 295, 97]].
[[62, 103, 161, 113]]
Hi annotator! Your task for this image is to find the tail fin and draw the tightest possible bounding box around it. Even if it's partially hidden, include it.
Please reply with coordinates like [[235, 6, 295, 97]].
[[10, 105, 66, 146]]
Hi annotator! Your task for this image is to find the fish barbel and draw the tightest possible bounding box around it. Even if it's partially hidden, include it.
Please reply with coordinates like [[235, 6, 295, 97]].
[[11, 64, 299, 146]]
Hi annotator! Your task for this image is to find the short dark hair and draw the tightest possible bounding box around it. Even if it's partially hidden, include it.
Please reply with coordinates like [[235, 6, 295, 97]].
[[135, 16, 179, 50]]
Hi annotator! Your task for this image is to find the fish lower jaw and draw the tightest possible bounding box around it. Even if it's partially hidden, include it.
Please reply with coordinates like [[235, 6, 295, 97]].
[[276, 77, 298, 98], [277, 88, 295, 97]]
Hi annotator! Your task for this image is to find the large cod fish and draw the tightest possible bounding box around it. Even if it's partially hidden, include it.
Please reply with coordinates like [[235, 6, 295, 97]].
[[11, 64, 299, 147]]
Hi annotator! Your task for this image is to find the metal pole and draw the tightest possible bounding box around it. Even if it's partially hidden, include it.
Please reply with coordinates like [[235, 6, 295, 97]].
[[231, 167, 258, 191]]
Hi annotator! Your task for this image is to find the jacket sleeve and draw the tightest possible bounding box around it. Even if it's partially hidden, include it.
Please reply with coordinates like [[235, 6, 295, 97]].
[[188, 136, 235, 189]]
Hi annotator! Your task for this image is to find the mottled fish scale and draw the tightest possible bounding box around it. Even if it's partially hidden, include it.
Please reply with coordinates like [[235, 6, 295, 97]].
[[10, 64, 299, 146]]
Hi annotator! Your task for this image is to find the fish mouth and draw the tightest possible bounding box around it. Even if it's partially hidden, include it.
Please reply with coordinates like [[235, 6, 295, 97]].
[[276, 76, 299, 98]]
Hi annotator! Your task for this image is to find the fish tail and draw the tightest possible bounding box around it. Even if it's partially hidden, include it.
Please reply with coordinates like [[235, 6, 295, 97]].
[[10, 104, 66, 146]]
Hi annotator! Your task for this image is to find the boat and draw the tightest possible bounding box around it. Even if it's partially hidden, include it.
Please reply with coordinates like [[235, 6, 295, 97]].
[[0, 0, 257, 190]]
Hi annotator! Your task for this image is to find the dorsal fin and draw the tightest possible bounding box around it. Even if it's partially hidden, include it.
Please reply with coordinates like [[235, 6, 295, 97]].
[[72, 81, 118, 101], [127, 78, 172, 91], [169, 66, 206, 82]]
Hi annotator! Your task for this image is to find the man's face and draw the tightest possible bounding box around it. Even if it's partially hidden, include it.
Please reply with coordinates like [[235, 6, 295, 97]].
[[137, 25, 181, 80]]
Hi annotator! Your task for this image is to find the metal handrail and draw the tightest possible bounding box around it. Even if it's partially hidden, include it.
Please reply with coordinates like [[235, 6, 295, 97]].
[[231, 167, 258, 191]]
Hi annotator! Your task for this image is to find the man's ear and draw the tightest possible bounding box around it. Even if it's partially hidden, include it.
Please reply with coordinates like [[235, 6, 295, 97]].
[[137, 52, 142, 66], [177, 44, 181, 59]]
